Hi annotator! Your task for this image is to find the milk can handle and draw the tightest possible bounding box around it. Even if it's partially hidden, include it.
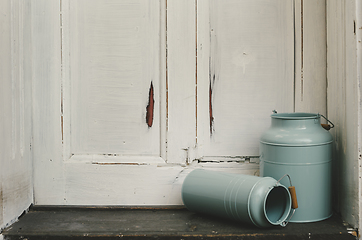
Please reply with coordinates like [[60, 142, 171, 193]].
[[319, 114, 334, 130], [276, 174, 298, 227]]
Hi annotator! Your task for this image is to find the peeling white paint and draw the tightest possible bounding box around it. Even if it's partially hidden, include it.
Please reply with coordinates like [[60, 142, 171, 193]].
[[197, 0, 294, 158], [32, 0, 315, 206], [0, 0, 33, 230], [1, 1, 360, 232], [294, 0, 327, 114], [327, 0, 360, 229]]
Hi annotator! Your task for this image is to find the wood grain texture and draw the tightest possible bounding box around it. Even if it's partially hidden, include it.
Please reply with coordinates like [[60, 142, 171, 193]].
[[0, 0, 33, 229], [357, 0, 362, 231], [32, 0, 65, 205], [0, 0, 360, 230], [32, 1, 257, 206], [326, 0, 360, 228], [294, 0, 327, 114], [2, 208, 355, 240], [33, 0, 168, 205], [30, 0, 347, 209], [32, 0, 296, 205], [68, 0, 161, 156], [62, 162, 258, 205], [2, 0, 359, 229], [166, 0, 197, 163], [197, 0, 294, 158]]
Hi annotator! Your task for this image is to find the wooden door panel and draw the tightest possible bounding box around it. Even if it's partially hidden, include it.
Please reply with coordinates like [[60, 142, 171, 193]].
[[197, 0, 294, 159], [67, 0, 163, 159]]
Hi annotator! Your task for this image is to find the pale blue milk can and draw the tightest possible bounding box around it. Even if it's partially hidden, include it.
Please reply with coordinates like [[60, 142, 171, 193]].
[[260, 112, 333, 222], [182, 169, 293, 227]]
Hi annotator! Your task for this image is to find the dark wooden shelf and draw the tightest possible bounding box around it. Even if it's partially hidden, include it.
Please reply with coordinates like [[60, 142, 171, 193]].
[[2, 206, 357, 240]]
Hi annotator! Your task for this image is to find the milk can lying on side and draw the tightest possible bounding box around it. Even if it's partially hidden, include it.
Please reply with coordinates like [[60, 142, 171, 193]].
[[182, 169, 298, 228]]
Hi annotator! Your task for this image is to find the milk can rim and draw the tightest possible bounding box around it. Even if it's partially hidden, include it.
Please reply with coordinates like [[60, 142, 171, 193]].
[[271, 112, 319, 120], [263, 184, 292, 226]]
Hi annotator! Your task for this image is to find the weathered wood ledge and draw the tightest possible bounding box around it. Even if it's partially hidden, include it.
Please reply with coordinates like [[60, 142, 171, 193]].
[[2, 206, 357, 240]]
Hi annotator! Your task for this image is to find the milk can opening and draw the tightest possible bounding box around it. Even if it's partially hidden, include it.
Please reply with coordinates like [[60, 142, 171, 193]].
[[271, 112, 319, 119], [264, 186, 291, 225]]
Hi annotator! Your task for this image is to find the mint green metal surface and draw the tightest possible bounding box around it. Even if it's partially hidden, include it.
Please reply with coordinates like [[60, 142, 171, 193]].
[[181, 169, 292, 228], [260, 113, 333, 223]]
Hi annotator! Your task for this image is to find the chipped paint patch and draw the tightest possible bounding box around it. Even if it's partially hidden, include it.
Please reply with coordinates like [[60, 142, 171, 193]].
[[146, 81, 154, 127]]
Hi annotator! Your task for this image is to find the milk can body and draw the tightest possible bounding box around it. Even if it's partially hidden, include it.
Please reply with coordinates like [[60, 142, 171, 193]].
[[260, 113, 333, 223], [182, 169, 292, 227]]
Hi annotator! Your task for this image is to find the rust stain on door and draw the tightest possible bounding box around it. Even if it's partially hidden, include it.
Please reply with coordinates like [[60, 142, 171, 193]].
[[146, 81, 154, 127]]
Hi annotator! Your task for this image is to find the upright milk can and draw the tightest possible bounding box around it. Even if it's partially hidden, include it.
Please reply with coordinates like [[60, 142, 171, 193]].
[[260, 112, 333, 223]]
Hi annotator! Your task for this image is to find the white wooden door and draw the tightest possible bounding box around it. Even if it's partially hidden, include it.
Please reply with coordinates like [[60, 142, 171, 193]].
[[32, 0, 294, 205]]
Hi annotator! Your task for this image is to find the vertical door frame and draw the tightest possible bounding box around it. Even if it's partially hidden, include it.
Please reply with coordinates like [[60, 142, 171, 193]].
[[166, 0, 197, 164], [327, 0, 362, 230], [294, 0, 327, 114]]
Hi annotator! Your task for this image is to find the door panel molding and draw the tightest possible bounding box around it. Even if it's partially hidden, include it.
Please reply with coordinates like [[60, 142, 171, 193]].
[[61, 0, 166, 164]]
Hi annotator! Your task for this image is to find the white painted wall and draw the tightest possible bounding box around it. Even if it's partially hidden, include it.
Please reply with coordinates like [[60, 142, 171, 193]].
[[0, 0, 33, 231]]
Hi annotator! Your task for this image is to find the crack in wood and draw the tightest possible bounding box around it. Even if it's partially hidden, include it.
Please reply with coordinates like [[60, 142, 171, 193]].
[[300, 0, 304, 102], [209, 80, 214, 134], [92, 162, 148, 166]]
